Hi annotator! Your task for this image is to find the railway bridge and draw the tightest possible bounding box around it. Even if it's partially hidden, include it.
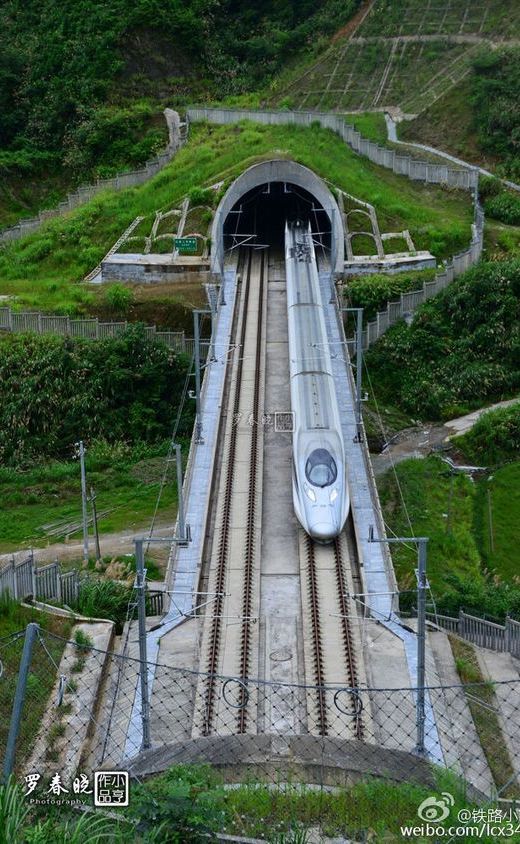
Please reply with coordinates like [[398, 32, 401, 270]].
[[112, 157, 448, 784]]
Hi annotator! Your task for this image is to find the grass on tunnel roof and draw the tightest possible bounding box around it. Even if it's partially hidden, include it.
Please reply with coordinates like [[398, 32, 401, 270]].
[[0, 121, 473, 314]]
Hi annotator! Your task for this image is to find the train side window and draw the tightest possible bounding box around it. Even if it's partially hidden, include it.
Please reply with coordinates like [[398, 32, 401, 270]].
[[305, 449, 337, 487]]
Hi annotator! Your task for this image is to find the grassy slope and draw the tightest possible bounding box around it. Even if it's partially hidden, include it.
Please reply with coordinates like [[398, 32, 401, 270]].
[[474, 462, 520, 581], [0, 598, 72, 773], [0, 442, 179, 553], [0, 122, 473, 313], [399, 78, 499, 171], [378, 455, 520, 596], [377, 456, 481, 595]]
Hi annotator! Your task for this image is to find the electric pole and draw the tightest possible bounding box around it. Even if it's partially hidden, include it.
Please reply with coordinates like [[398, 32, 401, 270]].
[[76, 441, 89, 563], [90, 486, 102, 564]]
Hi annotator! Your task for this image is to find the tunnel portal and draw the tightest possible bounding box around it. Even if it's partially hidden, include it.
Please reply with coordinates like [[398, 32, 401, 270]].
[[223, 182, 331, 254], [210, 160, 345, 275]]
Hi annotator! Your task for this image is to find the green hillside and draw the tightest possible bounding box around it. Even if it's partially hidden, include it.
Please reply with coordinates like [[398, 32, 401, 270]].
[[0, 121, 473, 313], [0, 0, 359, 227]]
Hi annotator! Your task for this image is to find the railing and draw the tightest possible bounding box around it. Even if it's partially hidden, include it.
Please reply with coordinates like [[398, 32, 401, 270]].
[[0, 553, 162, 617], [427, 610, 520, 659], [0, 306, 211, 357], [346, 199, 485, 349], [186, 106, 479, 190], [0, 124, 188, 244]]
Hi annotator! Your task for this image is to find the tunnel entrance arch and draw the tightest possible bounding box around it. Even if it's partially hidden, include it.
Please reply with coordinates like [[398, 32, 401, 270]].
[[211, 160, 344, 276]]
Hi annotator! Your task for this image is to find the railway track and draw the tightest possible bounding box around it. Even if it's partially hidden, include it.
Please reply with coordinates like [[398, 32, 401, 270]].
[[196, 248, 267, 736], [301, 525, 365, 739]]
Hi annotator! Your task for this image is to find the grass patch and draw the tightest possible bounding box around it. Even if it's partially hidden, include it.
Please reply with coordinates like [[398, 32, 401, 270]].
[[449, 636, 518, 798], [344, 268, 436, 322], [0, 440, 180, 553], [474, 463, 520, 582], [0, 122, 473, 313], [0, 594, 72, 774], [346, 111, 388, 145], [377, 455, 482, 597], [127, 763, 472, 841]]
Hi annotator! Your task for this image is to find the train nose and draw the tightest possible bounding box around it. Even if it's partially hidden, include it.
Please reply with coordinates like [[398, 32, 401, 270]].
[[309, 522, 335, 543]]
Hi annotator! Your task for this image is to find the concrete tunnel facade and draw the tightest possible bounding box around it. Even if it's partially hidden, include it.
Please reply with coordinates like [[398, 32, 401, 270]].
[[210, 159, 345, 275]]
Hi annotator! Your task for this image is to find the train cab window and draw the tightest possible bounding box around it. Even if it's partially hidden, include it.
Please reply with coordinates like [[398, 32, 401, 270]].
[[305, 449, 337, 488]]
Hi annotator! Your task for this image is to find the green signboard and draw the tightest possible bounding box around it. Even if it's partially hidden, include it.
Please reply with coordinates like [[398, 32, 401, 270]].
[[174, 236, 198, 254]]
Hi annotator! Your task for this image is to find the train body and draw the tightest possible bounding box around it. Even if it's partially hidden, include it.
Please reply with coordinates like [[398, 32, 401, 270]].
[[285, 221, 350, 543]]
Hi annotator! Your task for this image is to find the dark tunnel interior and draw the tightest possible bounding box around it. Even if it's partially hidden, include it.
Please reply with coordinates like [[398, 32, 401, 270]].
[[223, 182, 331, 257]]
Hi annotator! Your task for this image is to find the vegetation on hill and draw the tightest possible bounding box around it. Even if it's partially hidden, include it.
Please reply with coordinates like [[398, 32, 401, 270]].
[[366, 259, 520, 419], [345, 268, 436, 322], [471, 48, 520, 182], [455, 402, 520, 466], [0, 0, 358, 182], [0, 326, 192, 465], [0, 122, 473, 314], [400, 48, 520, 182], [379, 456, 520, 621]]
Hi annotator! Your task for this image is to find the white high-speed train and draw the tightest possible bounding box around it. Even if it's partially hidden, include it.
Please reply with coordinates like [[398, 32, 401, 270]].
[[285, 220, 350, 543]]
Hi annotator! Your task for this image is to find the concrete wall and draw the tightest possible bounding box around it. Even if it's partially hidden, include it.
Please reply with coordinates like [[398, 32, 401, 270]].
[[210, 158, 345, 275], [187, 107, 479, 191]]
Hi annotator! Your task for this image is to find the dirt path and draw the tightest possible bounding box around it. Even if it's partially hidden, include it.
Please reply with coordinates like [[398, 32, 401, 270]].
[[371, 397, 518, 476], [331, 0, 374, 44], [0, 521, 174, 566]]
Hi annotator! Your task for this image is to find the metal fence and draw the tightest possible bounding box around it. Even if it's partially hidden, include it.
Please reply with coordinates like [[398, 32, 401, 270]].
[[0, 135, 186, 244], [428, 611, 520, 660], [0, 554, 79, 606], [1, 626, 519, 816], [0, 555, 166, 618], [344, 200, 484, 349], [0, 306, 211, 357], [186, 107, 479, 190]]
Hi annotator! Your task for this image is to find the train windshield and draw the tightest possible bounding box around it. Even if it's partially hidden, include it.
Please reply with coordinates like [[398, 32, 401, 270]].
[[305, 449, 337, 488]]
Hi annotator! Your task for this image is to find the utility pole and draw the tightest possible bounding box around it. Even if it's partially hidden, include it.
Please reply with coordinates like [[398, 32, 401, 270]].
[[193, 309, 204, 444], [135, 539, 151, 751], [3, 622, 39, 780], [174, 443, 187, 544], [329, 206, 336, 303], [89, 487, 102, 563], [193, 308, 212, 444], [342, 307, 364, 441], [76, 441, 89, 563], [368, 527, 429, 755]]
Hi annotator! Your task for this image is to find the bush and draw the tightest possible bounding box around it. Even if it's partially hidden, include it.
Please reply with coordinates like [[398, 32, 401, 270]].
[[455, 402, 520, 465], [366, 259, 520, 420], [433, 572, 520, 623], [0, 325, 192, 464], [345, 270, 436, 322], [484, 192, 520, 226], [104, 283, 135, 315], [74, 578, 133, 633]]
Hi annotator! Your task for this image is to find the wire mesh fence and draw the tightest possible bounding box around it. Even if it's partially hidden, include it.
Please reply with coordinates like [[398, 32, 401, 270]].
[[1, 624, 519, 807]]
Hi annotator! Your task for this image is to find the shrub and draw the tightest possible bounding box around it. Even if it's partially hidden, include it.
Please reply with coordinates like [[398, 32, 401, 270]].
[[366, 260, 520, 419], [455, 402, 520, 465], [104, 283, 135, 314], [74, 578, 133, 633], [345, 269, 436, 322], [484, 192, 520, 226]]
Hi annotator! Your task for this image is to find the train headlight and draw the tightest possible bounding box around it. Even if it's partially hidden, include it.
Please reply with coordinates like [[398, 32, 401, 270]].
[[329, 488, 339, 503], [304, 484, 316, 502]]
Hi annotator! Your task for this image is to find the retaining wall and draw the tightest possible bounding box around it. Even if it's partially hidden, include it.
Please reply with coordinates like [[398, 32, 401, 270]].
[[186, 107, 479, 190]]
